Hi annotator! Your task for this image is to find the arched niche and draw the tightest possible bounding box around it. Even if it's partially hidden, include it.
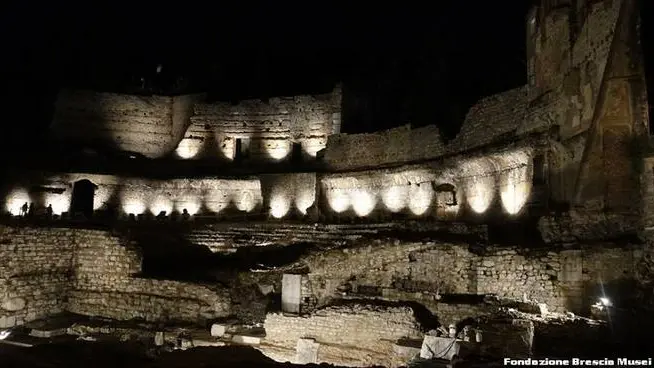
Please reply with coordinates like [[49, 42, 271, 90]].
[[70, 179, 98, 218]]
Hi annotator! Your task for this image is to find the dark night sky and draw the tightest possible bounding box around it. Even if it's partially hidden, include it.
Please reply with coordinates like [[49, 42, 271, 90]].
[[2, 2, 534, 154]]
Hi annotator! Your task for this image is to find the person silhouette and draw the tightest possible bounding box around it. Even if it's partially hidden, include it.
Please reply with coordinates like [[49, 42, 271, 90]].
[[46, 204, 53, 218], [182, 209, 190, 220], [27, 203, 35, 217], [20, 202, 28, 217]]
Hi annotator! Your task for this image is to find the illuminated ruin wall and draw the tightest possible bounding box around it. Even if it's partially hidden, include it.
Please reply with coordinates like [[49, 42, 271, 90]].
[[320, 149, 534, 221], [2, 172, 263, 217], [51, 90, 205, 158], [262, 304, 423, 367], [322, 125, 446, 171], [0, 225, 230, 328], [174, 85, 342, 161], [297, 240, 642, 317]]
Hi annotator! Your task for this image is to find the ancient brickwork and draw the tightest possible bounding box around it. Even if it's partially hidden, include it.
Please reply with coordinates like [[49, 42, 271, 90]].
[[176, 86, 341, 161], [51, 90, 203, 158], [262, 304, 422, 367], [322, 125, 446, 171], [299, 241, 641, 316], [0, 226, 230, 327], [2, 171, 263, 217], [0, 226, 75, 328], [260, 173, 317, 218]]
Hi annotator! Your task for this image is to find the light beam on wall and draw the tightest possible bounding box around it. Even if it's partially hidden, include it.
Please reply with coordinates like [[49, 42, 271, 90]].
[[123, 201, 146, 215], [175, 138, 203, 159], [266, 141, 291, 161], [45, 192, 71, 215], [497, 150, 533, 216], [295, 189, 315, 215], [327, 190, 350, 213], [270, 194, 290, 218], [5, 188, 30, 216], [408, 184, 434, 216], [93, 187, 114, 210], [381, 185, 408, 213], [235, 191, 257, 212], [352, 190, 376, 217], [467, 182, 494, 214], [175, 197, 201, 215], [501, 182, 530, 215], [150, 196, 173, 215]]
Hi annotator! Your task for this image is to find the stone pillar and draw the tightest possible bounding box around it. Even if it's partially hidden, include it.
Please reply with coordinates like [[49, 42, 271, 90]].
[[281, 274, 302, 314], [559, 250, 584, 313]]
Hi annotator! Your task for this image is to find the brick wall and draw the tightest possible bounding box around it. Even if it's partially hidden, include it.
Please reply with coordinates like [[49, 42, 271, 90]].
[[0, 226, 230, 327], [51, 90, 203, 158], [262, 304, 422, 367], [260, 173, 317, 218], [0, 226, 75, 328], [177, 86, 341, 161], [299, 240, 642, 317], [322, 125, 446, 171]]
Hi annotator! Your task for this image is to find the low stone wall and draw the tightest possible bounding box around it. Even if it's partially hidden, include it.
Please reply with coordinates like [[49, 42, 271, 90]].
[[0, 226, 75, 328], [1, 226, 231, 327], [299, 240, 642, 317], [261, 303, 423, 367]]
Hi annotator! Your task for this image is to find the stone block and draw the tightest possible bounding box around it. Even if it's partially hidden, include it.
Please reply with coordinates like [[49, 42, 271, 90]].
[[1, 297, 26, 312], [296, 338, 319, 364], [154, 331, 165, 346], [282, 274, 302, 314], [232, 335, 261, 345], [0, 315, 16, 329], [420, 336, 461, 361], [258, 284, 274, 296], [210, 324, 226, 337], [29, 328, 67, 338]]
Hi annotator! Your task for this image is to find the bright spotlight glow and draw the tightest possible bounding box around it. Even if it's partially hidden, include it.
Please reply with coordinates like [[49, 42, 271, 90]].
[[93, 187, 114, 210], [327, 190, 350, 213], [5, 188, 30, 216], [0, 330, 10, 340], [123, 200, 146, 215], [408, 184, 433, 216], [45, 192, 71, 215], [500, 182, 530, 215], [295, 189, 315, 215], [270, 194, 290, 219], [235, 191, 257, 212], [467, 182, 494, 214], [175, 198, 201, 215], [175, 137, 203, 159], [352, 190, 376, 217], [600, 297, 611, 306], [381, 186, 408, 213], [266, 141, 290, 160], [302, 137, 326, 157], [150, 196, 173, 215]]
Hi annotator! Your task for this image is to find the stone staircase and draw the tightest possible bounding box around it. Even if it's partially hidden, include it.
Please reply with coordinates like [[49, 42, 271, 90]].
[[185, 223, 403, 253]]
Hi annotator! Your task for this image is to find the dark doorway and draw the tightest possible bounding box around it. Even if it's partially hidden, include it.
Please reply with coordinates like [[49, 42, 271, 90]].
[[235, 138, 243, 162], [291, 142, 302, 164], [70, 179, 97, 218]]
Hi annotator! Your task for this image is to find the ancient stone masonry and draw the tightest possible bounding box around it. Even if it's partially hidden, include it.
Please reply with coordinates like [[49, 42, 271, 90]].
[[51, 90, 204, 158], [295, 240, 642, 317], [176, 85, 341, 161], [261, 304, 423, 368], [0, 226, 231, 328]]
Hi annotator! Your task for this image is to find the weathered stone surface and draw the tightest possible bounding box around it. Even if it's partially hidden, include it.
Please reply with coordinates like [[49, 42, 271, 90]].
[[296, 338, 319, 364], [1, 297, 26, 312], [281, 274, 302, 314], [210, 324, 226, 337]]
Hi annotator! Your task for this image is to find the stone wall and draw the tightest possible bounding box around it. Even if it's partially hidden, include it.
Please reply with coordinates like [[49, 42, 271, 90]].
[[260, 173, 317, 218], [0, 225, 231, 327], [2, 171, 263, 217], [0, 226, 74, 328], [50, 90, 204, 158], [261, 303, 422, 367], [298, 240, 642, 318], [322, 125, 446, 171], [68, 230, 230, 322], [175, 85, 341, 161]]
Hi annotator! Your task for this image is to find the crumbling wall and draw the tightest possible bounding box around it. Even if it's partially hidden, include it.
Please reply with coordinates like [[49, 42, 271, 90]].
[[2, 171, 263, 217], [0, 226, 231, 327], [322, 125, 446, 171], [262, 304, 422, 367], [176, 86, 341, 161], [0, 226, 75, 328], [67, 229, 231, 323], [298, 240, 642, 318], [50, 90, 203, 158]]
